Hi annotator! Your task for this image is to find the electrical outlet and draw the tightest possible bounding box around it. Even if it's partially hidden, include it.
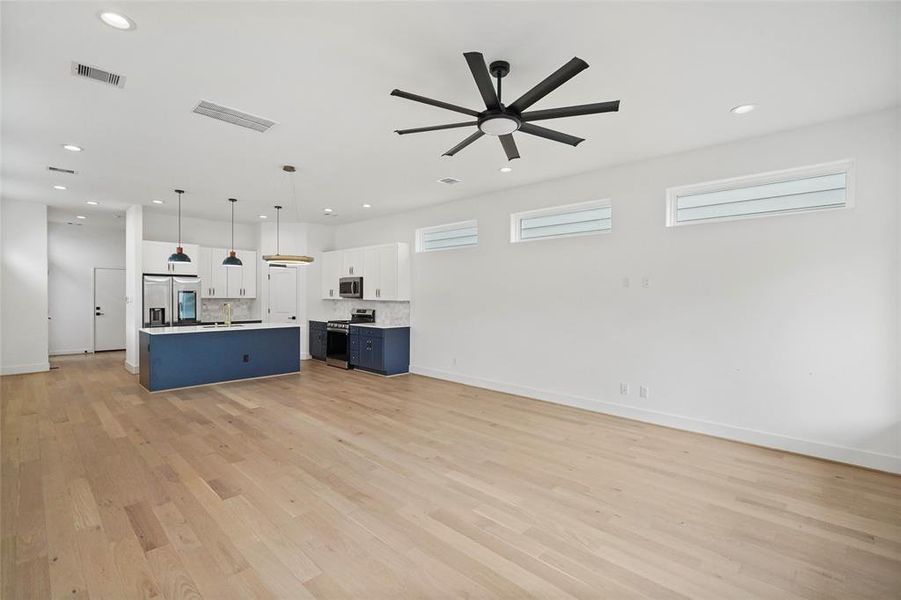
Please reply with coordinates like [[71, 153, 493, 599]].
[[639, 385, 649, 399], [641, 277, 650, 288], [620, 382, 629, 395], [622, 277, 630, 288], [452, 357, 457, 366]]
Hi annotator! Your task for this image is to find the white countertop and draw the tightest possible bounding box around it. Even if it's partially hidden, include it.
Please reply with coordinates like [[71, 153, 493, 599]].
[[140, 322, 301, 335], [348, 323, 410, 329]]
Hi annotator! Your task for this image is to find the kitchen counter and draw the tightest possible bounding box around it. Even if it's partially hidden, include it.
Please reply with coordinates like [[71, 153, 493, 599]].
[[140, 322, 298, 335], [139, 323, 301, 391]]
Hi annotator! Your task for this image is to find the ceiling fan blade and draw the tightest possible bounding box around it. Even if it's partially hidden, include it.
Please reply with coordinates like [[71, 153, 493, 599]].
[[519, 123, 584, 147], [499, 134, 520, 160], [395, 121, 477, 135], [463, 52, 500, 111], [390, 89, 480, 117], [443, 130, 484, 156], [508, 57, 589, 114], [521, 100, 620, 122]]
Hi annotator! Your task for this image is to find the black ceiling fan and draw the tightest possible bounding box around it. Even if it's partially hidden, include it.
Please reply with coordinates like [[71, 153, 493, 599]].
[[391, 52, 620, 161]]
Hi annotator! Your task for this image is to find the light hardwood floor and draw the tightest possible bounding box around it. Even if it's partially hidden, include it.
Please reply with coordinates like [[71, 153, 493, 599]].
[[2, 352, 900, 599]]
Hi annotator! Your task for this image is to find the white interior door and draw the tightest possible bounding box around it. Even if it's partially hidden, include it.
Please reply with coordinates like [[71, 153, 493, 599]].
[[268, 266, 297, 323], [94, 268, 126, 351]]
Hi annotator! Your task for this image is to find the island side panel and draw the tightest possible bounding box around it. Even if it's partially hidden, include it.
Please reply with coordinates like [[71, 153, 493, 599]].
[[139, 330, 151, 389], [142, 327, 300, 391]]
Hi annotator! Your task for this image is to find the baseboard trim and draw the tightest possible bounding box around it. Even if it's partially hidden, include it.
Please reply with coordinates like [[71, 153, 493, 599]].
[[50, 349, 91, 356], [301, 353, 312, 361], [410, 365, 901, 474], [1, 362, 51, 376], [124, 361, 139, 374]]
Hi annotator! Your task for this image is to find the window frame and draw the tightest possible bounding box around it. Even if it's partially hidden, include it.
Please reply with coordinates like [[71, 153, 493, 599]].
[[664, 159, 855, 228], [415, 219, 479, 253], [510, 199, 613, 244]]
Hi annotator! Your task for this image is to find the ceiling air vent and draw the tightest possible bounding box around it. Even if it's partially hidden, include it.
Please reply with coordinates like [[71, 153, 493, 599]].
[[71, 62, 126, 88], [192, 100, 276, 133], [437, 177, 462, 185], [48, 166, 77, 175]]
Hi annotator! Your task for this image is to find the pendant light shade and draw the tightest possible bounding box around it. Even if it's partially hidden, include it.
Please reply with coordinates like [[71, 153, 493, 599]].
[[168, 189, 191, 263], [222, 198, 243, 267], [262, 165, 314, 266]]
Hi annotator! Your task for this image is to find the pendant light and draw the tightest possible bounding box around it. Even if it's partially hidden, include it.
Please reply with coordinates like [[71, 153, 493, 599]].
[[222, 198, 243, 267], [262, 165, 314, 266], [168, 189, 191, 263]]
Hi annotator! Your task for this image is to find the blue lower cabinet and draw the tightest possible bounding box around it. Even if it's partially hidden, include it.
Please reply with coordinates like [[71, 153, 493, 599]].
[[309, 321, 327, 360], [140, 327, 300, 391], [348, 327, 410, 375]]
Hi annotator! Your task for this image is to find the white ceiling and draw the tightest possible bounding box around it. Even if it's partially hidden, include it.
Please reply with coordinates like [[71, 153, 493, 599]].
[[2, 2, 897, 225]]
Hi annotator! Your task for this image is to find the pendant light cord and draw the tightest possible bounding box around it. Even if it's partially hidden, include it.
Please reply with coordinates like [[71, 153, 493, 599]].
[[231, 200, 235, 251], [276, 207, 281, 254], [177, 191, 182, 246]]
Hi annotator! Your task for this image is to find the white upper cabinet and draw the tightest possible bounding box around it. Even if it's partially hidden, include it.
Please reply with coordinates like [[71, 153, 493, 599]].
[[149, 242, 255, 298], [226, 250, 257, 298], [342, 248, 365, 277], [142, 240, 199, 275], [321, 251, 342, 299], [324, 243, 410, 301]]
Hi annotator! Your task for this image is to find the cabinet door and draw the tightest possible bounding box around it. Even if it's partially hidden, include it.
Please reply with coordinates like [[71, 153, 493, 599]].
[[362, 335, 383, 371], [170, 243, 199, 275], [376, 245, 398, 300], [142, 241, 172, 275], [321, 251, 342, 299], [226, 263, 242, 298], [343, 248, 364, 277], [198, 247, 212, 298], [208, 248, 229, 298], [363, 247, 380, 300], [241, 251, 257, 298]]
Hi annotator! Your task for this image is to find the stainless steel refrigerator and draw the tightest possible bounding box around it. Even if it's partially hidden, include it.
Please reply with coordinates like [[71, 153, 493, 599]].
[[142, 275, 202, 327]]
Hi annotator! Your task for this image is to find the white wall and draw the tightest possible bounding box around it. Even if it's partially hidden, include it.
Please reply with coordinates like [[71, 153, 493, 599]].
[[143, 211, 259, 250], [48, 222, 125, 355], [333, 109, 900, 473], [0, 198, 49, 375]]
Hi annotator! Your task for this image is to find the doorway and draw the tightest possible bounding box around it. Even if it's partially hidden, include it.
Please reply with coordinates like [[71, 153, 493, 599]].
[[268, 266, 297, 322], [94, 267, 126, 351]]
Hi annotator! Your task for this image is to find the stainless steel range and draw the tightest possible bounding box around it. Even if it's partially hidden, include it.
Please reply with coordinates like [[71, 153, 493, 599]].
[[326, 309, 375, 369]]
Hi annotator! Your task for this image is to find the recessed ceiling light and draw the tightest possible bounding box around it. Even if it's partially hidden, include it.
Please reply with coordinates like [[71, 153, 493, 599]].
[[98, 11, 135, 30], [259, 215, 267, 219], [362, 204, 371, 208], [152, 199, 164, 204], [76, 215, 86, 220], [53, 185, 67, 190], [324, 208, 333, 213], [85, 200, 99, 206], [730, 104, 756, 115], [62, 144, 83, 152], [499, 166, 513, 173]]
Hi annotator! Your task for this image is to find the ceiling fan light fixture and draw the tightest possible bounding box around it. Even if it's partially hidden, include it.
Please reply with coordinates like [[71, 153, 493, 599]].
[[478, 115, 520, 136]]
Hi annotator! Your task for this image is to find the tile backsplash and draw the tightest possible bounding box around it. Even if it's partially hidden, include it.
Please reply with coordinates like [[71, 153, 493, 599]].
[[313, 300, 410, 326], [200, 298, 256, 323]]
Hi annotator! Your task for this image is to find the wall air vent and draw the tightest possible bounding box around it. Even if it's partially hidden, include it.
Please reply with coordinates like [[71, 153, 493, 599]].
[[437, 177, 461, 185], [192, 100, 276, 133], [71, 62, 126, 88], [48, 166, 77, 175]]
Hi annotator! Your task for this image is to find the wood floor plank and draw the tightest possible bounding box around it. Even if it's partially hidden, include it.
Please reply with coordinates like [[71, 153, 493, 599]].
[[2, 352, 900, 599]]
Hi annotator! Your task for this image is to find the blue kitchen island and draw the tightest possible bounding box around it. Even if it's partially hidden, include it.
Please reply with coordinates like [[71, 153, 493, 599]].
[[139, 323, 301, 391]]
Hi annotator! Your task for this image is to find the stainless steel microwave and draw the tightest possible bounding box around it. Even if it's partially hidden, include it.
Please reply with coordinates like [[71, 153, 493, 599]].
[[339, 277, 363, 298]]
